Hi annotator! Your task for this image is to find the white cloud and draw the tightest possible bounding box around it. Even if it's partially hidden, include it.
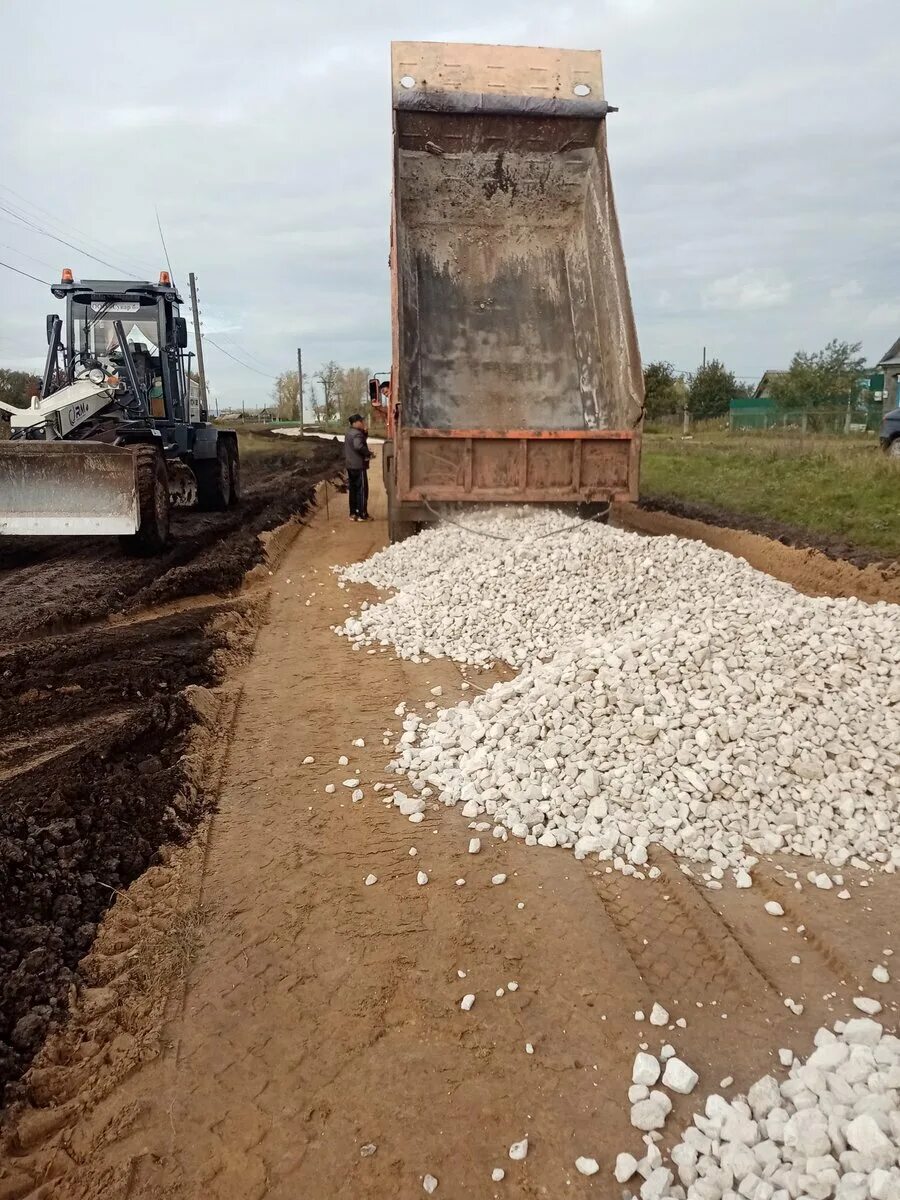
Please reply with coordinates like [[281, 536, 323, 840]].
[[830, 280, 863, 304], [703, 270, 793, 312]]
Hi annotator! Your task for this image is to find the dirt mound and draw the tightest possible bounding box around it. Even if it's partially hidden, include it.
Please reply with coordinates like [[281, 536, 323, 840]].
[[638, 492, 899, 571]]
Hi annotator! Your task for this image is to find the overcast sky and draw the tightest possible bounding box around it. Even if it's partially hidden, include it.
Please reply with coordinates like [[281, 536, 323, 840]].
[[1, 0, 897, 409]]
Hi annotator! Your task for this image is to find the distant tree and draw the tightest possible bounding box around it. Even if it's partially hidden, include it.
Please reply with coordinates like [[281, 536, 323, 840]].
[[337, 366, 372, 422], [768, 339, 867, 410], [0, 369, 40, 409], [643, 361, 682, 419], [315, 361, 342, 422], [272, 370, 300, 420], [687, 359, 739, 419]]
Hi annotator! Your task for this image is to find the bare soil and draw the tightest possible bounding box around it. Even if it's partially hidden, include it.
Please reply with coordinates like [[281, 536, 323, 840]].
[[0, 466, 896, 1200], [0, 439, 342, 1108], [637, 492, 900, 572]]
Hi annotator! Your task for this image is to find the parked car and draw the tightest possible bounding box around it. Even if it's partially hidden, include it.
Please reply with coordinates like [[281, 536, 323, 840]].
[[880, 408, 900, 456]]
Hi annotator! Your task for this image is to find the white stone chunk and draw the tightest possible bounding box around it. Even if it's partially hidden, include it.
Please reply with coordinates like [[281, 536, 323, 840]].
[[662, 1057, 699, 1095], [574, 1157, 599, 1176]]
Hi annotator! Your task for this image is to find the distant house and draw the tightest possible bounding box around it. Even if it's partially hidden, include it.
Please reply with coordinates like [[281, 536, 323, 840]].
[[752, 370, 786, 400], [876, 336, 900, 413]]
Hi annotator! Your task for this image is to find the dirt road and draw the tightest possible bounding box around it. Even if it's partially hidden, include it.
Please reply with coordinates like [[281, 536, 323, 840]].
[[1, 464, 897, 1199]]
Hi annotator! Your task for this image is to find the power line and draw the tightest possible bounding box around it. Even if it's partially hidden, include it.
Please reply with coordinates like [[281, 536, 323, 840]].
[[0, 201, 141, 277], [204, 334, 277, 379], [0, 241, 58, 272], [0, 183, 150, 272], [216, 330, 279, 372], [0, 259, 50, 286]]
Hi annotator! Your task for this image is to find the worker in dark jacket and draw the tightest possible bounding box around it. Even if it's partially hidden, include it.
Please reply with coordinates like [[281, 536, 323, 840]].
[[344, 414, 374, 521]]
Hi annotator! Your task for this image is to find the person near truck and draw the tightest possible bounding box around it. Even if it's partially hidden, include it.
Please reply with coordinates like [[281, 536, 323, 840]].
[[344, 414, 373, 521]]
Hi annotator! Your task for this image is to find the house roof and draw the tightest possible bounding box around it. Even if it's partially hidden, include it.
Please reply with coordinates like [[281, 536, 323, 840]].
[[877, 336, 900, 367], [753, 369, 786, 399]]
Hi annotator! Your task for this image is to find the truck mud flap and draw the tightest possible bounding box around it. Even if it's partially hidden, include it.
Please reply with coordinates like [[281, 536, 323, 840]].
[[0, 442, 139, 536]]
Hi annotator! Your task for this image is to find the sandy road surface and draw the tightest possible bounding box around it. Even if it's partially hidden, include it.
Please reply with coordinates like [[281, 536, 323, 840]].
[[1, 462, 897, 1199]]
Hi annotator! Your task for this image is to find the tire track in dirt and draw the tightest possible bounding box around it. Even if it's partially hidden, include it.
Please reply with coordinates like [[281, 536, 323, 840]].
[[589, 856, 780, 1014]]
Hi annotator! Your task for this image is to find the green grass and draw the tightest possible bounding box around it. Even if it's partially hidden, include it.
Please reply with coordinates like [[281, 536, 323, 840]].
[[640, 432, 899, 556]]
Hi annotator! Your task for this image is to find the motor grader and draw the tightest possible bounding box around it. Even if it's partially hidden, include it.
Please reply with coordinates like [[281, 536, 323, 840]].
[[0, 270, 238, 554]]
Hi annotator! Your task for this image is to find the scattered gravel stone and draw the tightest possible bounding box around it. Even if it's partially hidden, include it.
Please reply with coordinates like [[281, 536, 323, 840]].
[[649, 1002, 669, 1027], [662, 1056, 699, 1095], [574, 1156, 599, 1176], [508, 1137, 528, 1161], [360, 1143, 377, 1157], [325, 783, 336, 794], [364, 874, 377, 886], [852, 996, 883, 1014], [352, 788, 364, 802], [352, 738, 365, 747], [302, 756, 315, 764], [525, 1042, 534, 1054], [631, 1091, 672, 1131], [633, 1052, 661, 1086], [423, 1174, 438, 1193], [342, 778, 360, 788], [455, 878, 465, 886], [873, 964, 890, 983], [614, 1152, 638, 1183], [468, 838, 481, 854], [338, 755, 349, 766], [491, 873, 507, 885], [491, 1167, 505, 1181], [416, 871, 428, 886], [460, 994, 475, 1011], [507, 981, 519, 991], [764, 901, 784, 916]]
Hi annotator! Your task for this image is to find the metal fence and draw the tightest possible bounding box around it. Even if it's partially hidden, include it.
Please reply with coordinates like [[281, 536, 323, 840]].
[[728, 401, 884, 435]]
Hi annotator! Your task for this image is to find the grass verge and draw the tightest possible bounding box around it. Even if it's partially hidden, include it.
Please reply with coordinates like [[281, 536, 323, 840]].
[[640, 433, 899, 557]]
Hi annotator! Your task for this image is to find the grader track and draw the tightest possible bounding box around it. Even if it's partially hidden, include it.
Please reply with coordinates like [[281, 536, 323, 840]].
[[0, 458, 897, 1200]]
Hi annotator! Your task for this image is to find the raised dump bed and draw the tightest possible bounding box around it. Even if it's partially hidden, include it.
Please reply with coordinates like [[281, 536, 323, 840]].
[[384, 40, 644, 539]]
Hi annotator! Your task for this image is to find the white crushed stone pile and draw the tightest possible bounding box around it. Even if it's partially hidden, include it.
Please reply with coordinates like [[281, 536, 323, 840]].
[[619, 1018, 900, 1199], [336, 512, 900, 875]]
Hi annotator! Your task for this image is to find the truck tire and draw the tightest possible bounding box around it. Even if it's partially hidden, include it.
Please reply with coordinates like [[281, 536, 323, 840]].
[[121, 446, 170, 556], [887, 438, 900, 459], [226, 438, 241, 505], [195, 439, 232, 511]]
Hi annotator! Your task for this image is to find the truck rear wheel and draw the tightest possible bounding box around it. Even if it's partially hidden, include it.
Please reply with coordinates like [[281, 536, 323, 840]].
[[121, 446, 170, 556], [227, 438, 241, 505], [195, 439, 232, 511]]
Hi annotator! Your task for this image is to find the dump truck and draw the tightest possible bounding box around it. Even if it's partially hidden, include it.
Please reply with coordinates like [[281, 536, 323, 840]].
[[382, 40, 644, 541], [0, 271, 238, 553]]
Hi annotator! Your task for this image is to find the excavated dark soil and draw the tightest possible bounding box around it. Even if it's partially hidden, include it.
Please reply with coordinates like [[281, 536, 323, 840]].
[[639, 492, 899, 571], [0, 438, 342, 1102]]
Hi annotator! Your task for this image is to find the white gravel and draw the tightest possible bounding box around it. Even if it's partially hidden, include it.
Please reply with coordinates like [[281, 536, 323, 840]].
[[618, 1018, 900, 1198], [337, 510, 900, 877]]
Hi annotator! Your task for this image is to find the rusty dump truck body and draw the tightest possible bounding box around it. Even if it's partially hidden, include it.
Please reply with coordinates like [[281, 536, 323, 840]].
[[385, 40, 643, 537]]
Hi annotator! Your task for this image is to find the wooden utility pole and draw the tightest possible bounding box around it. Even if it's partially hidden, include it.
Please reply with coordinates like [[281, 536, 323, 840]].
[[188, 272, 209, 420], [297, 347, 303, 427]]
